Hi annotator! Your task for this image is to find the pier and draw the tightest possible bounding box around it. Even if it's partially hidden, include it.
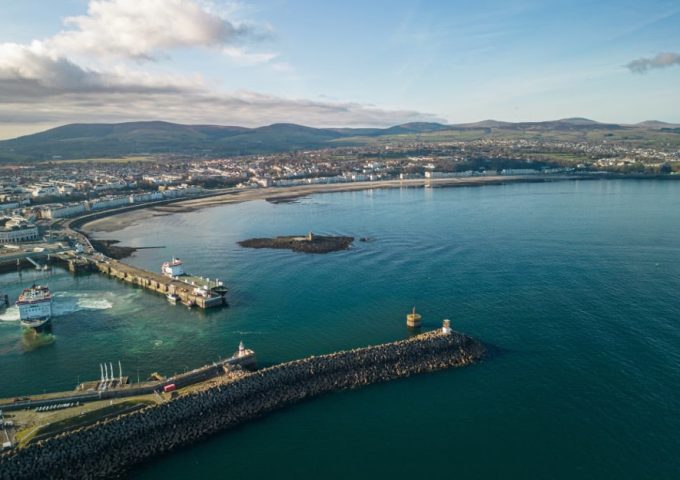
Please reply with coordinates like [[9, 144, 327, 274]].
[[49, 251, 228, 308], [93, 257, 227, 308]]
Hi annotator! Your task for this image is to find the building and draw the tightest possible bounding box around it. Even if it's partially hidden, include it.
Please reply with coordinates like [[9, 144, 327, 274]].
[[0, 217, 39, 243], [88, 196, 129, 211], [38, 202, 87, 219]]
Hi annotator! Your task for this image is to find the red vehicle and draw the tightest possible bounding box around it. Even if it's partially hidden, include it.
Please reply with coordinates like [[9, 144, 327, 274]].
[[163, 383, 176, 393]]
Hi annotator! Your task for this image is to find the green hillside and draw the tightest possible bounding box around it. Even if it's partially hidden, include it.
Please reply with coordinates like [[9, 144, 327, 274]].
[[1, 119, 678, 162]]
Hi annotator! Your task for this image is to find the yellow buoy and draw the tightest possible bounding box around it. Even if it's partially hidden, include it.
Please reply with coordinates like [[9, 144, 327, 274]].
[[406, 306, 422, 328]]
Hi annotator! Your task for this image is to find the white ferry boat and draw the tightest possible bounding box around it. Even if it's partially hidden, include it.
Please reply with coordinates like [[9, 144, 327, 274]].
[[161, 257, 185, 278], [16, 285, 53, 330]]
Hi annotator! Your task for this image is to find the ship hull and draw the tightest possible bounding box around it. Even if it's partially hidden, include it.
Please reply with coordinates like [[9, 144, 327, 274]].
[[20, 316, 52, 332]]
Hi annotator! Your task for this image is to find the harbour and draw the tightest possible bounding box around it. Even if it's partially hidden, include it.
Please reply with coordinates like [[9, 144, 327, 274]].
[[0, 247, 229, 315], [1, 181, 680, 479]]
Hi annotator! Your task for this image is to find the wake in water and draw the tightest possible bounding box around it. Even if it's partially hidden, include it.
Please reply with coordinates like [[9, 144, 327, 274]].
[[22, 328, 55, 351], [0, 292, 114, 322]]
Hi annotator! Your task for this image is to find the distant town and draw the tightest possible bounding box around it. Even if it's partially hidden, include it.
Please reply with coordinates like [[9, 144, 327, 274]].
[[0, 130, 678, 249]]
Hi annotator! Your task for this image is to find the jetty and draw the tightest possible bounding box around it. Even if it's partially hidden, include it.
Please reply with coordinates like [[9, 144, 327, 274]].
[[0, 325, 484, 479], [48, 250, 227, 309]]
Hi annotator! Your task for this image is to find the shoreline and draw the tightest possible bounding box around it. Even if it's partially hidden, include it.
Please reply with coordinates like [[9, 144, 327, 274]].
[[80, 175, 579, 234]]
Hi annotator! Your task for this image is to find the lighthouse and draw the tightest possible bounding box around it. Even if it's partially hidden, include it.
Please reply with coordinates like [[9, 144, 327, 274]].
[[238, 340, 246, 357], [442, 319, 452, 335]]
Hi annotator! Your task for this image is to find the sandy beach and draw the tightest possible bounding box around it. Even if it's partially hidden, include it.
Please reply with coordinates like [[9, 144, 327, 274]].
[[81, 175, 576, 233]]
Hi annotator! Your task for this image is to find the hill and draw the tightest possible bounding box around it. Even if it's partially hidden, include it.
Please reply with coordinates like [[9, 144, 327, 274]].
[[0, 121, 449, 161], [1, 118, 678, 162]]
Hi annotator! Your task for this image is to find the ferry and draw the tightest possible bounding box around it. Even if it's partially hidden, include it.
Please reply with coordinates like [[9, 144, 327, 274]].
[[16, 285, 53, 330], [161, 257, 184, 278]]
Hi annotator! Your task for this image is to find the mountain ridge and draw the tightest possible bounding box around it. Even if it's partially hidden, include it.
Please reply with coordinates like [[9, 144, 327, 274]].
[[0, 118, 677, 162]]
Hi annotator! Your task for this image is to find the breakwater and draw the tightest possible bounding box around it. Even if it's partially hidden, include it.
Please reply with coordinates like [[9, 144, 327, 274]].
[[0, 330, 484, 479]]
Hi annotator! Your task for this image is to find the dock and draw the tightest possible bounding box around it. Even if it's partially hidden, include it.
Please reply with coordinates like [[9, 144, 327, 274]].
[[93, 257, 227, 308], [48, 251, 228, 308]]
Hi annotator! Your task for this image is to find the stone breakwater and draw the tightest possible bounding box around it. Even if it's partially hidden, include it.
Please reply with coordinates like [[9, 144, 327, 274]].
[[0, 330, 484, 479]]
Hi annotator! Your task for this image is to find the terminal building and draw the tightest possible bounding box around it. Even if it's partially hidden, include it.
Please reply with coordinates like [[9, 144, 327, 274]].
[[0, 217, 39, 243]]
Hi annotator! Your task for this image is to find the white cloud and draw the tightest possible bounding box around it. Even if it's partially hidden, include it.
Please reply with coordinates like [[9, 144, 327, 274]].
[[222, 47, 277, 65], [0, 42, 202, 100], [0, 0, 445, 136], [51, 0, 260, 60]]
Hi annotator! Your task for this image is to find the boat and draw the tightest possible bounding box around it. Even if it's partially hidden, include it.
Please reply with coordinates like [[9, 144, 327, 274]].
[[182, 299, 194, 309], [166, 293, 178, 304], [161, 257, 185, 278], [16, 285, 53, 330]]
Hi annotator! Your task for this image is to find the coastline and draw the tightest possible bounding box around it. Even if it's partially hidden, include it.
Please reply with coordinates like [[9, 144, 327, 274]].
[[81, 175, 578, 234]]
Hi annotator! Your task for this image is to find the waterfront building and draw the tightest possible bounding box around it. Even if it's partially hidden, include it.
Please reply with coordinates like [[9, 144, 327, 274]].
[[38, 202, 87, 219], [88, 196, 129, 211], [0, 217, 39, 243]]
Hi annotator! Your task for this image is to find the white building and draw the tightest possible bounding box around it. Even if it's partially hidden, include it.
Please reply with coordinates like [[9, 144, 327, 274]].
[[31, 185, 60, 198], [39, 203, 87, 219], [129, 192, 163, 204], [0, 217, 39, 243], [501, 169, 540, 175], [88, 196, 129, 211], [424, 171, 474, 179]]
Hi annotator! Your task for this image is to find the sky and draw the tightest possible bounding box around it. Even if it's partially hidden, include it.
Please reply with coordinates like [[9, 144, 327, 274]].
[[0, 0, 679, 139]]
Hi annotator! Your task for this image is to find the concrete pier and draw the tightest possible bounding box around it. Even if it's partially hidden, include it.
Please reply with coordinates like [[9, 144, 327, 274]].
[[86, 256, 226, 308]]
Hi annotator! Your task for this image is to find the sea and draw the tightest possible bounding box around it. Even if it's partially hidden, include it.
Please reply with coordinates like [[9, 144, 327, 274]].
[[1, 179, 679, 479]]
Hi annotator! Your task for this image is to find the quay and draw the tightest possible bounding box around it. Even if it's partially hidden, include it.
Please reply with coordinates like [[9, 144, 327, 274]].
[[91, 256, 227, 308], [47, 250, 228, 309]]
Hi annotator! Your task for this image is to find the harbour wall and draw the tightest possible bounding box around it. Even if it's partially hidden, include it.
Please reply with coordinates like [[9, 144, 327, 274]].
[[0, 353, 256, 412], [0, 330, 485, 479]]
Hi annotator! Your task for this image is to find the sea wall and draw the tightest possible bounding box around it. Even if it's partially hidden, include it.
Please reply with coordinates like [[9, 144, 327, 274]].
[[0, 330, 484, 480]]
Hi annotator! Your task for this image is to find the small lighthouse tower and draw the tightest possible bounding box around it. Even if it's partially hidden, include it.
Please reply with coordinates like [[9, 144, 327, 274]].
[[238, 340, 246, 357], [442, 319, 452, 335], [406, 307, 422, 329]]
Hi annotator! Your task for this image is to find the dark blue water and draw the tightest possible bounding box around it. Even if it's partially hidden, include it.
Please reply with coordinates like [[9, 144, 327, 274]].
[[1, 179, 679, 478]]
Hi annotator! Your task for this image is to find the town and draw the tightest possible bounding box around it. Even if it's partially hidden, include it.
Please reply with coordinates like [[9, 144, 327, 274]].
[[0, 136, 678, 248]]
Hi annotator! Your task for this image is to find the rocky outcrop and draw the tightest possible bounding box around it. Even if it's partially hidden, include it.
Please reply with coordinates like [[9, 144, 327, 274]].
[[0, 330, 484, 479], [238, 234, 354, 253]]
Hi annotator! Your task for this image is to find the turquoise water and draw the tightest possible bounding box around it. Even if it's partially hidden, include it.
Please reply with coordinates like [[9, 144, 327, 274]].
[[1, 179, 680, 478]]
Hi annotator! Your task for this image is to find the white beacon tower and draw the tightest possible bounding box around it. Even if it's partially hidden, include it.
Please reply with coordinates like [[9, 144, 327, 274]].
[[442, 319, 452, 335]]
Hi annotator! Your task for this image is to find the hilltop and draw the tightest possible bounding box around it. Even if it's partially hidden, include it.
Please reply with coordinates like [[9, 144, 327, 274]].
[[0, 118, 678, 162]]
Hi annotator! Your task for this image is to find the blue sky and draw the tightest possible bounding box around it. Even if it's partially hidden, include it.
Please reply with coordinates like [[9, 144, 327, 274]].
[[0, 0, 679, 138]]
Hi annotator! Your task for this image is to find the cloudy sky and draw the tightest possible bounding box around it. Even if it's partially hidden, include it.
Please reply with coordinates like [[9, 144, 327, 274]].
[[1, 0, 679, 139]]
